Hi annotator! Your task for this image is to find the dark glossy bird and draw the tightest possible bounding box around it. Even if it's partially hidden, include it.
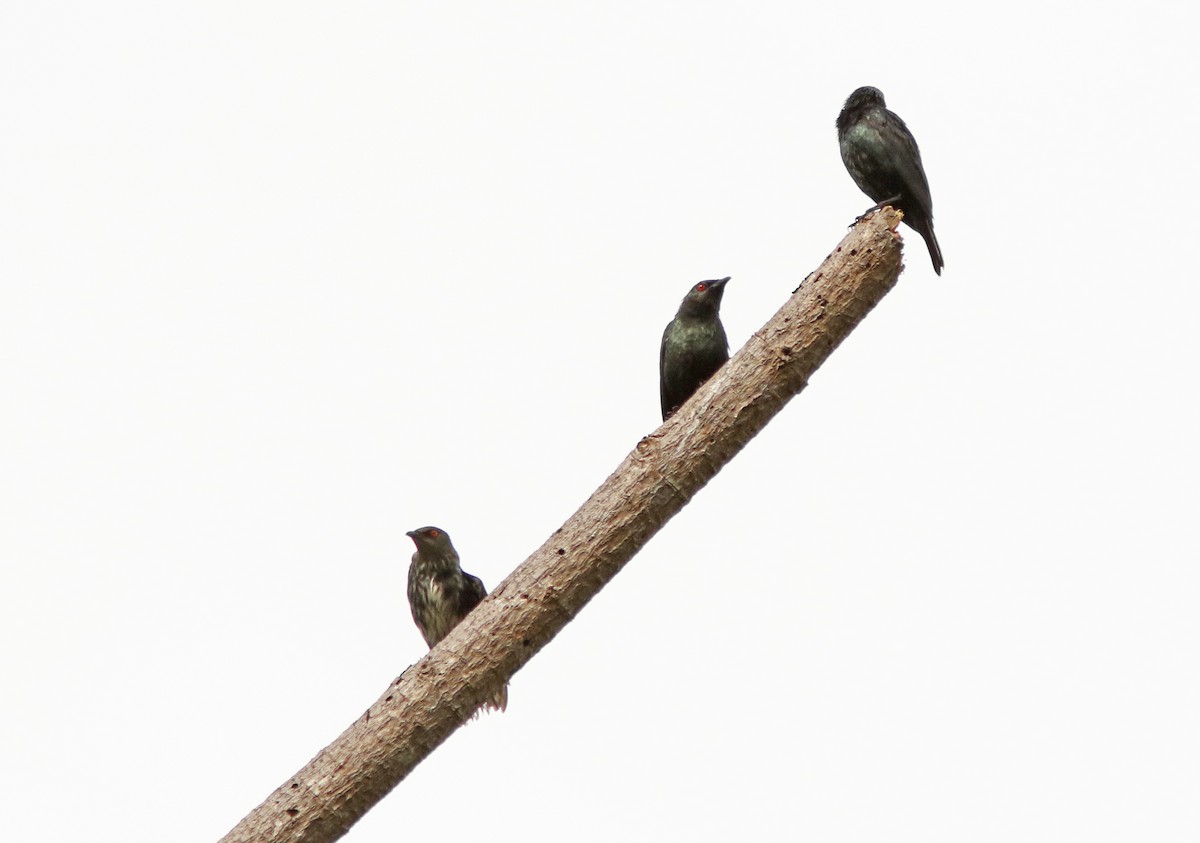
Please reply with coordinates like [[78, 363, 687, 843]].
[[659, 277, 731, 421], [406, 525, 507, 713], [837, 86, 943, 275]]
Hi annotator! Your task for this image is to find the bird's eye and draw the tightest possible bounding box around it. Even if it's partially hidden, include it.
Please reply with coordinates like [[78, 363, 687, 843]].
[[429, 529, 440, 538], [695, 283, 707, 292]]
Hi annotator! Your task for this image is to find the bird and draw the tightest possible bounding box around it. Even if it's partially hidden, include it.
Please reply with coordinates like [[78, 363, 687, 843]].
[[659, 277, 731, 421], [837, 86, 943, 275], [406, 525, 507, 713]]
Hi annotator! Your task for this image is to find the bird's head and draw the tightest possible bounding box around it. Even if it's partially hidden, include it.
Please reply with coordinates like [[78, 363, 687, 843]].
[[678, 276, 730, 316], [844, 86, 885, 110], [837, 86, 886, 133], [406, 526, 455, 555]]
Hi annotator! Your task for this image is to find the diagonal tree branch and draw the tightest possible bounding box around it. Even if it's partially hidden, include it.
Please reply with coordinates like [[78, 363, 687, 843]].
[[219, 209, 906, 843]]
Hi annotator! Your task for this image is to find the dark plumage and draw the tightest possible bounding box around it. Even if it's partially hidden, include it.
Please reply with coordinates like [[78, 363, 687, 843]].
[[406, 526, 507, 713], [659, 277, 731, 420], [837, 86, 943, 275]]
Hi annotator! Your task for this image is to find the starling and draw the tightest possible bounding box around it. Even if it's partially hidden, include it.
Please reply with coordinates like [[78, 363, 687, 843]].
[[659, 277, 731, 421], [406, 526, 507, 713], [837, 86, 943, 275]]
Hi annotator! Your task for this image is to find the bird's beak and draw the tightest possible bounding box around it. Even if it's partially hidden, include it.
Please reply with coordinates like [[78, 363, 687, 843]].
[[405, 530, 418, 539], [712, 276, 731, 288]]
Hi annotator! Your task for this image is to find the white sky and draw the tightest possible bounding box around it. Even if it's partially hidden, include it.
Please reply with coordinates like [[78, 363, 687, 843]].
[[2, 2, 1198, 841]]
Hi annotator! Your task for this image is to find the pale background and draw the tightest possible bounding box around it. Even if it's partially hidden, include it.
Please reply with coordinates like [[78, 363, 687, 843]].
[[2, 3, 1197, 841]]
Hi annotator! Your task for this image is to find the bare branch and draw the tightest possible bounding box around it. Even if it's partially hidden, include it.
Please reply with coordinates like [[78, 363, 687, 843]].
[[219, 209, 905, 843]]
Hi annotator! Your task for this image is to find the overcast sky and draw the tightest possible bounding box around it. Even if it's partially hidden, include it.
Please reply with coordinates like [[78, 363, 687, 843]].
[[3, 3, 1198, 841]]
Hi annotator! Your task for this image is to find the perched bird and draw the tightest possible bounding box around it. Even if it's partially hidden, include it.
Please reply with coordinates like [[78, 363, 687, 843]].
[[659, 277, 731, 421], [406, 526, 507, 713], [837, 86, 943, 275]]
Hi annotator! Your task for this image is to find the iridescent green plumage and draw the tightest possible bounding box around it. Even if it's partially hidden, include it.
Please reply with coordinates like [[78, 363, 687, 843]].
[[659, 277, 731, 420], [838, 86, 943, 275]]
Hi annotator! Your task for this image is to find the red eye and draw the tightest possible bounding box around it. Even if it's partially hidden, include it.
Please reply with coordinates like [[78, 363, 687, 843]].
[[695, 283, 707, 292], [429, 529, 440, 538]]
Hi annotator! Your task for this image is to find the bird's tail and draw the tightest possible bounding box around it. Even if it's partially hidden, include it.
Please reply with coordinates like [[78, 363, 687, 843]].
[[473, 684, 509, 718], [917, 220, 944, 276]]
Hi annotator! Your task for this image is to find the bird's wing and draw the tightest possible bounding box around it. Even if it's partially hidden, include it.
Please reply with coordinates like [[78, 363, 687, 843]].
[[880, 111, 934, 216], [456, 572, 488, 618], [659, 323, 673, 418]]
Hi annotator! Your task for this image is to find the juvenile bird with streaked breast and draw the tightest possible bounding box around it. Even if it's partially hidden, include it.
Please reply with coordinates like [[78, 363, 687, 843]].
[[406, 525, 507, 713]]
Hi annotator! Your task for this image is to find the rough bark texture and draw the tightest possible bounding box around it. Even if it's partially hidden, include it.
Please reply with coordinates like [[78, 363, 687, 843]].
[[219, 209, 905, 843]]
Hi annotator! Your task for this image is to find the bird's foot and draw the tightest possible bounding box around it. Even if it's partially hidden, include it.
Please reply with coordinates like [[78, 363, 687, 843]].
[[850, 195, 902, 227]]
